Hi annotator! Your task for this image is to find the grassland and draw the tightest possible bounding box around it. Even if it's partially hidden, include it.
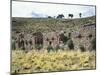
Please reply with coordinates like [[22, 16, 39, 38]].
[[12, 50, 96, 74], [12, 16, 96, 34]]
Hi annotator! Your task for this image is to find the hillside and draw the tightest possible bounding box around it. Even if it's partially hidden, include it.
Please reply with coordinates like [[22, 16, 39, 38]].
[[12, 16, 96, 34], [12, 16, 96, 51]]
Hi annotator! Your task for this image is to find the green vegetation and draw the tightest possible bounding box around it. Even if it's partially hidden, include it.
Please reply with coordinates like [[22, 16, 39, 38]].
[[67, 39, 74, 50], [91, 37, 96, 50], [79, 44, 86, 52], [35, 44, 43, 50], [12, 16, 96, 34], [47, 45, 54, 52]]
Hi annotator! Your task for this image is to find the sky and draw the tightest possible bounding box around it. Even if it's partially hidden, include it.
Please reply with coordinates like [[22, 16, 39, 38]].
[[12, 0, 96, 18]]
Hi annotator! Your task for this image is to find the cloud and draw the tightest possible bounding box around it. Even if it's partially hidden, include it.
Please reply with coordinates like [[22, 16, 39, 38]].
[[82, 7, 95, 17], [31, 11, 48, 18]]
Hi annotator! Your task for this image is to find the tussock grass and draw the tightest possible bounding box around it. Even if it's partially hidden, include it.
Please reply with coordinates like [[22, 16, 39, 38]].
[[12, 49, 96, 73]]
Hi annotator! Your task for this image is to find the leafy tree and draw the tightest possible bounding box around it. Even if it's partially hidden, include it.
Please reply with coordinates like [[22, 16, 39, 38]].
[[57, 14, 64, 18], [68, 14, 73, 18], [48, 16, 52, 18], [79, 13, 82, 18], [59, 33, 69, 44]]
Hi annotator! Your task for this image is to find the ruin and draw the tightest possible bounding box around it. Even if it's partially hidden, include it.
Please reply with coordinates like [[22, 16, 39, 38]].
[[12, 23, 96, 51], [11, 17, 96, 51]]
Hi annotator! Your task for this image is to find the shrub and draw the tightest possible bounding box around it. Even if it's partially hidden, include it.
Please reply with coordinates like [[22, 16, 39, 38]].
[[35, 44, 43, 50], [47, 45, 53, 52], [55, 45, 60, 51], [67, 39, 74, 50], [63, 36, 69, 45], [91, 37, 96, 50], [79, 44, 85, 52], [12, 39, 16, 50]]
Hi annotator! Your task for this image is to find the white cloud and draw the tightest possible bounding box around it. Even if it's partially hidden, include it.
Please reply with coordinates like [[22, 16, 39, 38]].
[[12, 1, 95, 18], [31, 11, 48, 18]]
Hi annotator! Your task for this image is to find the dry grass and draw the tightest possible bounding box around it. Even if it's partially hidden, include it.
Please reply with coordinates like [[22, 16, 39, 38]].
[[12, 49, 96, 73]]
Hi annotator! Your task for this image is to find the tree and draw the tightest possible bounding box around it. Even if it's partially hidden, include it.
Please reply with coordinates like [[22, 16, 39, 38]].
[[48, 16, 52, 18], [79, 13, 82, 18], [57, 14, 64, 19], [67, 39, 74, 50], [68, 14, 73, 19]]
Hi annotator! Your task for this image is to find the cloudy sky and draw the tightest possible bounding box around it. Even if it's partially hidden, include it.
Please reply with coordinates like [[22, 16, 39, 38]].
[[12, 0, 96, 18]]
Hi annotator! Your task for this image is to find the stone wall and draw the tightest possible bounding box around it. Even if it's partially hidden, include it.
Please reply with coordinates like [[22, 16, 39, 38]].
[[12, 23, 96, 50]]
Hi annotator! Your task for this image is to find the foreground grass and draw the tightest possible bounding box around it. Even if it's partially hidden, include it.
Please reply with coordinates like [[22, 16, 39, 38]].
[[12, 50, 96, 74]]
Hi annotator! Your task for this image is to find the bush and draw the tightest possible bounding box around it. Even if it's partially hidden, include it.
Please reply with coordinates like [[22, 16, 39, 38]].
[[91, 37, 96, 50], [35, 44, 43, 50], [12, 39, 16, 50], [47, 45, 53, 52], [55, 45, 60, 51], [63, 36, 69, 44], [79, 44, 85, 52], [67, 39, 74, 50]]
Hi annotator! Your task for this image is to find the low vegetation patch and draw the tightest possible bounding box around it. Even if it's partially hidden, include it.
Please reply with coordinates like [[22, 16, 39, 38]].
[[12, 50, 96, 74]]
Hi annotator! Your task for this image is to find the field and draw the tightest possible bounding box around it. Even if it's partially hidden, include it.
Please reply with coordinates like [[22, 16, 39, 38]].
[[12, 50, 96, 74]]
